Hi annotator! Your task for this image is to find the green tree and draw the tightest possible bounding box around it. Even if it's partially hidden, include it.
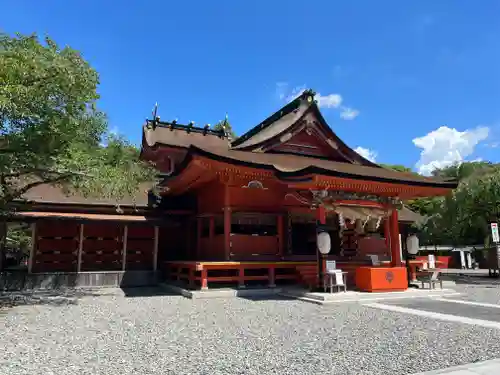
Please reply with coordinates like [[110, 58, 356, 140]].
[[380, 164, 414, 173], [0, 33, 156, 269], [416, 162, 500, 246], [213, 117, 237, 139]]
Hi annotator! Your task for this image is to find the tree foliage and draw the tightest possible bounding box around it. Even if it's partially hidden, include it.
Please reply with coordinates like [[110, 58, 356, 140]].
[[380, 164, 414, 173], [213, 118, 237, 139], [0, 33, 157, 268], [381, 161, 500, 246], [416, 162, 500, 246]]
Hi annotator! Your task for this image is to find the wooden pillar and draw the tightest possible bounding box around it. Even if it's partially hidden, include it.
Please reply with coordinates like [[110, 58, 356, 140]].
[[389, 209, 402, 267], [77, 223, 84, 272], [238, 267, 245, 288], [196, 218, 202, 258], [317, 205, 326, 224], [209, 217, 214, 240], [200, 268, 208, 290], [153, 226, 159, 271], [384, 219, 390, 249], [28, 223, 36, 274], [277, 214, 284, 257], [121, 225, 128, 271], [223, 185, 231, 260], [268, 266, 276, 288], [316, 205, 327, 288], [186, 218, 192, 257]]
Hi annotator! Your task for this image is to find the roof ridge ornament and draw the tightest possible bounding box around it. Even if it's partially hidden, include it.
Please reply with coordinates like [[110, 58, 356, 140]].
[[301, 89, 316, 103]]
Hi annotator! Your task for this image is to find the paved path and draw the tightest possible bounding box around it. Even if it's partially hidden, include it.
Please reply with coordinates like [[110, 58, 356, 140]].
[[440, 269, 490, 275], [414, 358, 500, 374]]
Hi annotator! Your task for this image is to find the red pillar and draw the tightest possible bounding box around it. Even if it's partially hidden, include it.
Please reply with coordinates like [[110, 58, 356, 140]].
[[196, 218, 202, 258], [389, 209, 402, 267], [277, 214, 284, 257], [316, 205, 327, 288], [209, 216, 214, 259], [223, 185, 231, 260], [384, 219, 390, 249], [317, 205, 326, 224]]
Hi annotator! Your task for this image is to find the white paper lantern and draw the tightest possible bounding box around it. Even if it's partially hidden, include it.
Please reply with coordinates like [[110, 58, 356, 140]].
[[317, 232, 331, 255], [406, 234, 420, 255]]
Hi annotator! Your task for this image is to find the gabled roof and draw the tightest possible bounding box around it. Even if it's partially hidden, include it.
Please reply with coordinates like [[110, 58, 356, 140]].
[[230, 89, 379, 167], [141, 90, 458, 191], [141, 120, 230, 151]]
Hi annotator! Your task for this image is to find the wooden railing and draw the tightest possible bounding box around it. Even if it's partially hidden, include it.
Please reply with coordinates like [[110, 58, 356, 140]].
[[163, 261, 312, 289]]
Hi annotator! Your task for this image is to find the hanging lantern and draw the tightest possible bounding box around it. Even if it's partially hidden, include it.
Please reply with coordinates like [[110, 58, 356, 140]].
[[406, 234, 420, 255], [317, 232, 331, 255]]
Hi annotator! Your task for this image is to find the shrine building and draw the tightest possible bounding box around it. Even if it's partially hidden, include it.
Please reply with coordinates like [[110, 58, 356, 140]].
[[11, 89, 458, 291]]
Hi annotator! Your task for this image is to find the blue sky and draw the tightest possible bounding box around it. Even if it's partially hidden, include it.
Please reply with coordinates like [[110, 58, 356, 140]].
[[2, 1, 499, 174]]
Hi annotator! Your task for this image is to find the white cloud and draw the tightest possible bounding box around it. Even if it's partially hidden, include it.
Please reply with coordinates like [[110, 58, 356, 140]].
[[275, 82, 289, 100], [340, 107, 360, 120], [413, 125, 490, 175], [284, 84, 307, 102], [275, 82, 358, 117], [354, 146, 377, 162], [316, 93, 343, 108]]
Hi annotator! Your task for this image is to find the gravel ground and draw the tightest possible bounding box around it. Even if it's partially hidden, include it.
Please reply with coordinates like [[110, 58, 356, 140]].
[[2, 287, 500, 375]]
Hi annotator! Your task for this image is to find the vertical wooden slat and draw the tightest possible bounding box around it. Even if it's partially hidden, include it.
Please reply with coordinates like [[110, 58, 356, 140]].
[[277, 214, 284, 257], [122, 225, 128, 271], [223, 185, 231, 260], [196, 218, 202, 258], [153, 226, 159, 271], [28, 223, 36, 273], [77, 223, 84, 272]]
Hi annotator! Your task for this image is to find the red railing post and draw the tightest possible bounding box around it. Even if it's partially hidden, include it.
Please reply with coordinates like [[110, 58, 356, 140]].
[[268, 266, 276, 288], [238, 266, 245, 288], [201, 268, 208, 290]]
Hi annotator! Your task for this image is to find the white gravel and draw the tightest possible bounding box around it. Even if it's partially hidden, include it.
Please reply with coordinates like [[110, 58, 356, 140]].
[[1, 287, 500, 375]]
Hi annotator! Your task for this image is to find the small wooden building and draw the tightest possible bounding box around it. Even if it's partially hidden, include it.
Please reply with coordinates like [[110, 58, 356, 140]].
[[13, 89, 457, 291]]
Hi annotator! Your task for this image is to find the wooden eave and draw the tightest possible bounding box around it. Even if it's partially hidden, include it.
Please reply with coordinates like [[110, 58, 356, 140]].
[[284, 175, 454, 199], [160, 157, 217, 195], [160, 147, 458, 198]]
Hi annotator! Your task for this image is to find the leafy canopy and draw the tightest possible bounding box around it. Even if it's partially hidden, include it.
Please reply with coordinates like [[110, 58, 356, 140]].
[[381, 162, 500, 246], [0, 33, 156, 211], [213, 117, 237, 140]]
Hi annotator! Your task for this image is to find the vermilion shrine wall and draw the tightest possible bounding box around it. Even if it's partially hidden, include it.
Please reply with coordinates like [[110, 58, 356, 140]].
[[32, 221, 158, 273]]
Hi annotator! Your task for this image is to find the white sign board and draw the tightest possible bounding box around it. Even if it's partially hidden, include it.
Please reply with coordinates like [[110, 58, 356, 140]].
[[491, 223, 499, 243], [334, 271, 344, 286], [428, 254, 436, 270], [326, 260, 337, 273]]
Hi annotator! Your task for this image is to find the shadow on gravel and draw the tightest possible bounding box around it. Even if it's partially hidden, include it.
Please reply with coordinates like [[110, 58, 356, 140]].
[[448, 274, 500, 287], [0, 288, 102, 311], [238, 294, 299, 302], [121, 286, 179, 298]]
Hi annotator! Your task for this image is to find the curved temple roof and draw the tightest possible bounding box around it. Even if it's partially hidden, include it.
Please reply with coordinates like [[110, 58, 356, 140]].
[[141, 89, 458, 190], [169, 145, 457, 189]]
